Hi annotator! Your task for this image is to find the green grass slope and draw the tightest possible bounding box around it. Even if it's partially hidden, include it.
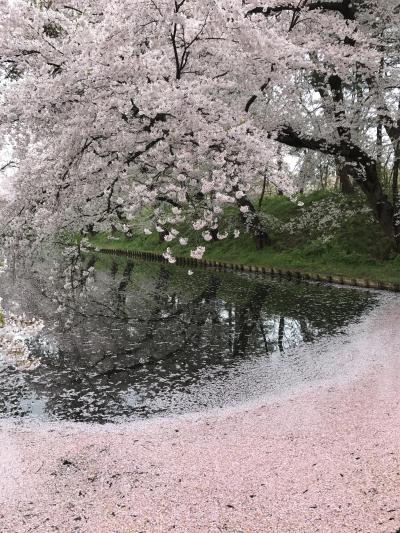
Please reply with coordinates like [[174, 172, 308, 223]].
[[88, 191, 400, 284]]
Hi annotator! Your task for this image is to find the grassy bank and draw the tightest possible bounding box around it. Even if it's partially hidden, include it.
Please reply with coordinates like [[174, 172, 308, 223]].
[[87, 191, 400, 285]]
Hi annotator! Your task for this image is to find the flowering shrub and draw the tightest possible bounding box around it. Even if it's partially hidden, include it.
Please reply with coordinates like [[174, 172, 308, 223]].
[[276, 196, 373, 242]]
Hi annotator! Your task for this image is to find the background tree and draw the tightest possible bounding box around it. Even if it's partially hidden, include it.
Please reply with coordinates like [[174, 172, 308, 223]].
[[245, 0, 400, 248]]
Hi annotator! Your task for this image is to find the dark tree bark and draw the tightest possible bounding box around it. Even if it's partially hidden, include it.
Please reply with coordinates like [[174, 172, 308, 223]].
[[236, 194, 271, 249], [258, 174, 268, 210], [269, 126, 399, 249], [246, 1, 356, 21], [335, 159, 354, 194], [392, 145, 400, 242]]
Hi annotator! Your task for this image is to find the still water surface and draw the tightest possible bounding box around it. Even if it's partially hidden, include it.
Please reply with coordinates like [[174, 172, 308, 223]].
[[0, 251, 378, 423]]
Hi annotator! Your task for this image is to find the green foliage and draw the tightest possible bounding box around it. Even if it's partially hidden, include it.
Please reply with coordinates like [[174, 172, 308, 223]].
[[88, 191, 400, 284]]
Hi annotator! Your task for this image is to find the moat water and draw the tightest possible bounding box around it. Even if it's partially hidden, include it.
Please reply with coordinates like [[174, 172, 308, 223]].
[[0, 249, 378, 423]]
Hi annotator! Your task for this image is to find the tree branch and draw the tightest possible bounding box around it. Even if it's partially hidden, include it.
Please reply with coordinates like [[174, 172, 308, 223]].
[[270, 125, 375, 166], [246, 1, 355, 20], [0, 161, 16, 172]]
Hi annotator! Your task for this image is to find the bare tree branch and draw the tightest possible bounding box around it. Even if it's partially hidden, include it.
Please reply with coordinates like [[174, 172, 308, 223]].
[[0, 161, 16, 172], [246, 1, 355, 20]]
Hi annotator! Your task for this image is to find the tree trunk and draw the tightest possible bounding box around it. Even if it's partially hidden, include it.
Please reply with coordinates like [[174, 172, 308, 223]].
[[392, 145, 400, 246], [236, 194, 271, 250], [377, 121, 383, 177], [258, 174, 268, 210], [84, 223, 97, 236], [335, 159, 354, 194], [350, 159, 399, 250], [272, 125, 400, 251]]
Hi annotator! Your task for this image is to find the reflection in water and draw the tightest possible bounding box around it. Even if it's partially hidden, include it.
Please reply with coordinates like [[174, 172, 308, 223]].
[[0, 249, 377, 423]]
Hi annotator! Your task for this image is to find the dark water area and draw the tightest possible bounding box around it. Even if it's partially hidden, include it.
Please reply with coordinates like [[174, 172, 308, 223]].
[[0, 249, 378, 423]]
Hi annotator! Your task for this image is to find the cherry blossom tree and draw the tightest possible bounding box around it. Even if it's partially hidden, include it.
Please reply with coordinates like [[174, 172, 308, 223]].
[[0, 0, 294, 255], [1, 0, 399, 252], [245, 0, 400, 248]]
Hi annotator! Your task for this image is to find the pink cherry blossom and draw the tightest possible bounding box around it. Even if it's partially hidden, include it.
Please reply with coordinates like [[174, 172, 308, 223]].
[[190, 246, 205, 260]]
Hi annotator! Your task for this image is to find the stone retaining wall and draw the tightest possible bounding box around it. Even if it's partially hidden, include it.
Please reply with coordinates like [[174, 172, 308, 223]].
[[95, 247, 400, 292]]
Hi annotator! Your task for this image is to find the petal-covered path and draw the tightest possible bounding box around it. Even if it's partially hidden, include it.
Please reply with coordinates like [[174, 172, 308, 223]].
[[1, 298, 400, 533]]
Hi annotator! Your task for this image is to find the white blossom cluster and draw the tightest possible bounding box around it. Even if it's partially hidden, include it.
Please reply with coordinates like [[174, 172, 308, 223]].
[[0, 299, 44, 370], [281, 197, 373, 239]]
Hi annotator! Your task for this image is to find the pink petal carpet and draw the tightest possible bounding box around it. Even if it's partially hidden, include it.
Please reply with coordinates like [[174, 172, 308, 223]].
[[1, 298, 400, 532]]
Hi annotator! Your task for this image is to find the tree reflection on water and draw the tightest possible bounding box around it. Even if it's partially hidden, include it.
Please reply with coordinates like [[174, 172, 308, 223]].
[[0, 249, 377, 423]]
